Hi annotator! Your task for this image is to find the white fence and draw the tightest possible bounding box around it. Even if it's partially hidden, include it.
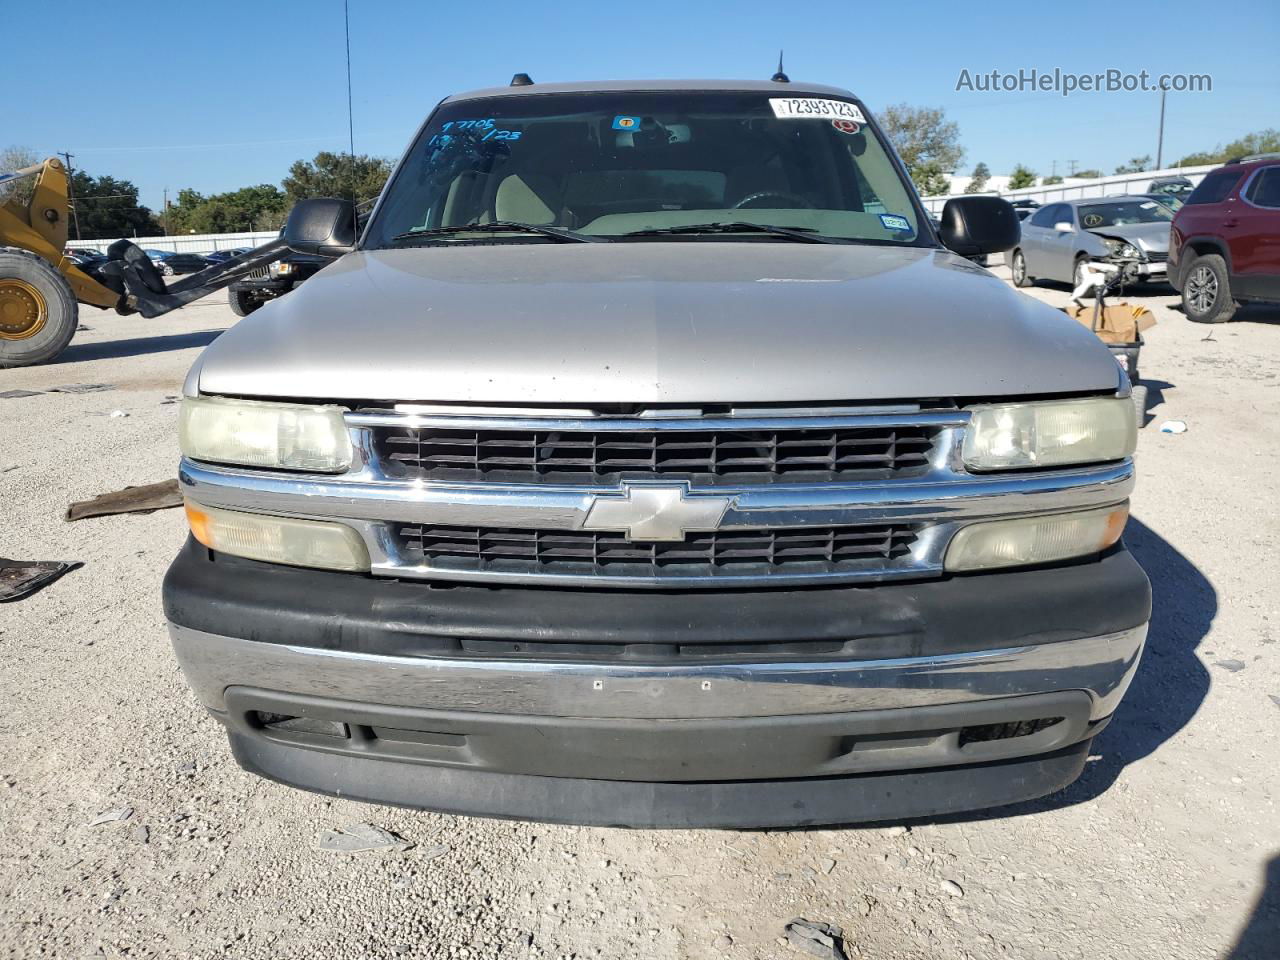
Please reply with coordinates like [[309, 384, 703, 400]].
[[68, 231, 278, 256], [920, 164, 1217, 214]]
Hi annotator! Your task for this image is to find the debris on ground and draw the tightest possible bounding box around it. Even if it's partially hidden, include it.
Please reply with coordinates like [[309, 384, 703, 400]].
[[1159, 420, 1188, 434], [0, 559, 81, 603], [783, 918, 848, 960], [0, 389, 43, 399], [50, 383, 114, 394], [108, 410, 129, 419], [421, 843, 451, 861], [939, 878, 965, 897], [87, 807, 133, 827], [819, 858, 836, 875], [1269, 695, 1280, 710], [130, 825, 150, 844], [316, 823, 414, 854], [1214, 659, 1247, 673], [65, 479, 182, 522]]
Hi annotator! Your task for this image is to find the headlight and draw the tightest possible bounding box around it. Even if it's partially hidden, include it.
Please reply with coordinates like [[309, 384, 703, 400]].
[[1102, 238, 1141, 259], [945, 503, 1128, 572], [276, 262, 294, 276], [179, 396, 352, 472], [185, 501, 370, 571], [963, 397, 1136, 471]]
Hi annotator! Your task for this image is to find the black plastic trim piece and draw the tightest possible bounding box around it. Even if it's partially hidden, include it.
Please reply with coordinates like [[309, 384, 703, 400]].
[[163, 538, 1150, 661]]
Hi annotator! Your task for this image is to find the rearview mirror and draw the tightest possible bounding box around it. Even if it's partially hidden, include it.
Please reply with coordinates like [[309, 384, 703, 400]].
[[937, 196, 1020, 256], [1054, 221, 1074, 233], [284, 198, 356, 257]]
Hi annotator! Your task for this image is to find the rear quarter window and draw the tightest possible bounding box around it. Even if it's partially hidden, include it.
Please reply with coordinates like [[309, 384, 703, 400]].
[[1185, 170, 1242, 205]]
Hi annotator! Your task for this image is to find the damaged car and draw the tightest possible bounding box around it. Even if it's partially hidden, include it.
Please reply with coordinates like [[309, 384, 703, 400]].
[[1011, 196, 1172, 291]]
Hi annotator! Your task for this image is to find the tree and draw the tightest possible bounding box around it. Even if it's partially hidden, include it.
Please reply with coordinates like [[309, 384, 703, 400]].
[[1177, 129, 1280, 166], [1074, 168, 1103, 179], [0, 145, 42, 205], [283, 151, 393, 205], [1042, 174, 1064, 185], [1008, 165, 1037, 190], [1114, 155, 1152, 175], [964, 161, 991, 194], [164, 184, 289, 234], [68, 170, 162, 240], [877, 104, 964, 196]]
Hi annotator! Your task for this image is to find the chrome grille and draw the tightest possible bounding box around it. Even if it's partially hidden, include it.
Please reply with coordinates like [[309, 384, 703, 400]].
[[375, 424, 938, 485], [397, 523, 917, 580]]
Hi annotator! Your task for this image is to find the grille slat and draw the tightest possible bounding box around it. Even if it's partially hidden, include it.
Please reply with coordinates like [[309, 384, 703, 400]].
[[399, 524, 916, 579], [375, 424, 938, 485]]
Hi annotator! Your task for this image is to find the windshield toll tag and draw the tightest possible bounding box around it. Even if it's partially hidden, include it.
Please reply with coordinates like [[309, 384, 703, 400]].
[[769, 98, 866, 123], [880, 214, 911, 232], [612, 115, 641, 130]]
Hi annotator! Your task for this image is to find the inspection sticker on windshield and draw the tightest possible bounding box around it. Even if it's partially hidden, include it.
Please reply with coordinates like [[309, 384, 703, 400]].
[[879, 214, 911, 232], [770, 98, 866, 122]]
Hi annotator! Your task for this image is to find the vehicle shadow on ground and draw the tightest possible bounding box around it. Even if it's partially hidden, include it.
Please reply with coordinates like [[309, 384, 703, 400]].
[[903, 515, 1215, 827], [1137, 379, 1173, 427], [1228, 854, 1280, 959], [1167, 301, 1280, 326], [52, 329, 223, 364]]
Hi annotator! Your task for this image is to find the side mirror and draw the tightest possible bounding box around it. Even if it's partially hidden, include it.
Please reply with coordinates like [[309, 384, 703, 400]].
[[283, 198, 356, 257], [1054, 221, 1075, 233], [937, 196, 1020, 256]]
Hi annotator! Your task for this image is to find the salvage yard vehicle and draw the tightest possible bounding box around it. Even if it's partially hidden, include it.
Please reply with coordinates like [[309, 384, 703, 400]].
[[0, 158, 296, 367], [1168, 154, 1280, 323], [144, 249, 212, 276], [227, 248, 330, 316], [164, 77, 1150, 828], [1010, 196, 1172, 292]]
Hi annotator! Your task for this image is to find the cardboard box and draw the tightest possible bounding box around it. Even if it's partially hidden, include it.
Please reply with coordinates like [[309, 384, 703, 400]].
[[1063, 303, 1157, 345]]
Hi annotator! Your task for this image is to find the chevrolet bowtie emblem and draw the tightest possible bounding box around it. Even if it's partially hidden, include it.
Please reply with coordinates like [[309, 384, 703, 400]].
[[582, 482, 733, 542]]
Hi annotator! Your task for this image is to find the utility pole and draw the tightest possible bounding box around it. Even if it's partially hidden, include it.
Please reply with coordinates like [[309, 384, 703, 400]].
[[1156, 89, 1167, 169], [1051, 159, 1058, 178], [163, 187, 169, 236], [57, 151, 82, 241]]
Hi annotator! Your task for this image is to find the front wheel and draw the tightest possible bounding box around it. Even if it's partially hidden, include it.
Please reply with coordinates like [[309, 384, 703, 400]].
[[1182, 254, 1236, 323], [228, 287, 263, 317], [1011, 249, 1032, 287], [0, 248, 79, 367]]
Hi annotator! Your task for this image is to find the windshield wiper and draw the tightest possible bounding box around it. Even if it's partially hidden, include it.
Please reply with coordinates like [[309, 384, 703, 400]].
[[617, 222, 835, 243], [390, 221, 601, 244]]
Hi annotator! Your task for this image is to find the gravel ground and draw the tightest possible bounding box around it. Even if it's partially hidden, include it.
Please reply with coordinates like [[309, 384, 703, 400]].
[[1, 274, 1277, 960]]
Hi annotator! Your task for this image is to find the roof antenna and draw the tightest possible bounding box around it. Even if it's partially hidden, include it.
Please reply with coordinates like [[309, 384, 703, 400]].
[[771, 51, 789, 83], [510, 72, 534, 86]]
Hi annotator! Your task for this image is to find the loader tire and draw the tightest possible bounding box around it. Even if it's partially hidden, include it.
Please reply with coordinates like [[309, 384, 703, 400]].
[[228, 287, 263, 317], [0, 248, 79, 368]]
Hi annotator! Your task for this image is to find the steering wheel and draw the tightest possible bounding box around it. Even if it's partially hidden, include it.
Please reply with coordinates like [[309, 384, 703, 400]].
[[731, 191, 814, 210]]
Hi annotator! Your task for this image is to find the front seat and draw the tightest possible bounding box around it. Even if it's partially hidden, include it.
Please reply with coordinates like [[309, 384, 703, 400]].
[[494, 174, 563, 224]]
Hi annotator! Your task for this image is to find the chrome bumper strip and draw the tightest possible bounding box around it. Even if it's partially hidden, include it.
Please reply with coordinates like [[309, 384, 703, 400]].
[[170, 624, 1146, 723]]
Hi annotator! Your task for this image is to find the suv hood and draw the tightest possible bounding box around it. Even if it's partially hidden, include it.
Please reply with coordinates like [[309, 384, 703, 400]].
[[195, 243, 1120, 404]]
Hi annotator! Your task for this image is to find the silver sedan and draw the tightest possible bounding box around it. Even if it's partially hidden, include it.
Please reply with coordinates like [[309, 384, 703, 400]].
[[1010, 196, 1172, 291]]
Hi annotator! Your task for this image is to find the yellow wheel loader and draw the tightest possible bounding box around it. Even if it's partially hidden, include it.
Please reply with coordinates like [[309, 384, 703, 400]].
[[0, 157, 289, 367]]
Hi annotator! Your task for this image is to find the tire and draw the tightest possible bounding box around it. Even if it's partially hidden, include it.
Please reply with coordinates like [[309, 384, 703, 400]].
[[1181, 254, 1236, 323], [228, 287, 263, 317], [1131, 385, 1148, 429], [160, 262, 174, 276], [0, 248, 79, 368], [1011, 249, 1033, 287]]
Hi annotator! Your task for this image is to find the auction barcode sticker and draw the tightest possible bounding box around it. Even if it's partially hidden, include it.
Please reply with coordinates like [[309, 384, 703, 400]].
[[769, 98, 866, 122]]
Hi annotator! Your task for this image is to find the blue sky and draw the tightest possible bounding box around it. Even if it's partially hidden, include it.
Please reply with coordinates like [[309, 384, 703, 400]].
[[5, 0, 1276, 211]]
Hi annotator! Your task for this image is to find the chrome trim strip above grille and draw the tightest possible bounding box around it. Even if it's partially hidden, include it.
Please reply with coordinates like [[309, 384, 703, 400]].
[[345, 410, 969, 433], [170, 623, 1147, 722]]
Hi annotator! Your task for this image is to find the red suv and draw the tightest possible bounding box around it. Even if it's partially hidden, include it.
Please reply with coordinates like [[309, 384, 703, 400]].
[[1169, 155, 1280, 322]]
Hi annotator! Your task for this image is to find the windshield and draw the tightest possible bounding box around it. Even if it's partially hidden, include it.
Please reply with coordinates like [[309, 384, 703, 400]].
[[364, 91, 926, 248], [1077, 200, 1173, 229]]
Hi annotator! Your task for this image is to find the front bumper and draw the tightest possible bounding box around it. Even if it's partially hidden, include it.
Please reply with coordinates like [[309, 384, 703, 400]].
[[164, 541, 1149, 826]]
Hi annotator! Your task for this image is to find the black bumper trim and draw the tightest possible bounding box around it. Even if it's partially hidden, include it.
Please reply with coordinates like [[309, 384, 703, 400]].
[[229, 730, 1093, 828], [163, 538, 1151, 660]]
